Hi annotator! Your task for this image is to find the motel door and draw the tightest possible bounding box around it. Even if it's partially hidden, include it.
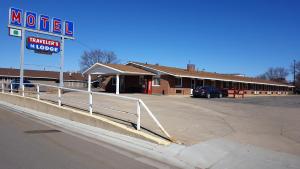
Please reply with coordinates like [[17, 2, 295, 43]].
[[143, 76, 152, 94]]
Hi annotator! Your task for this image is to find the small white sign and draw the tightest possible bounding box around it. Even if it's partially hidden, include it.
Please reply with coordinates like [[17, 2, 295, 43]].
[[9, 28, 22, 37]]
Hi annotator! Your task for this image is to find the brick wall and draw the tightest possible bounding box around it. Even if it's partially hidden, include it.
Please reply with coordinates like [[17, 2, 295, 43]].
[[152, 75, 170, 95], [152, 75, 192, 95]]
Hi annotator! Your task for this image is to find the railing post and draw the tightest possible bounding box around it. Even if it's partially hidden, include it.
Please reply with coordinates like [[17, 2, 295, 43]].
[[1, 83, 4, 93], [137, 100, 141, 130], [89, 92, 93, 115], [58, 87, 62, 106], [37, 84, 40, 100], [139, 100, 171, 139], [10, 84, 13, 94], [22, 85, 25, 97]]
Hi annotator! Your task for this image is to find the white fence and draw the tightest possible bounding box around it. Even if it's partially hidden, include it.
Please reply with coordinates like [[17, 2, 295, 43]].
[[0, 82, 171, 139]]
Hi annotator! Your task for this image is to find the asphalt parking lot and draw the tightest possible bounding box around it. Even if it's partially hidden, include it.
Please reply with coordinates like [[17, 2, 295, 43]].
[[34, 91, 300, 156], [213, 95, 300, 108], [125, 94, 300, 156]]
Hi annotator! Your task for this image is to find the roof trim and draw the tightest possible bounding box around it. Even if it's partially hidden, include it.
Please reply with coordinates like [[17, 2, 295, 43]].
[[123, 71, 155, 75], [128, 62, 176, 76], [83, 63, 124, 74]]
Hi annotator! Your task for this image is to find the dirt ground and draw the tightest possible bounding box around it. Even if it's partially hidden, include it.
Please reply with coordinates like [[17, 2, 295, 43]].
[[31, 90, 300, 156]]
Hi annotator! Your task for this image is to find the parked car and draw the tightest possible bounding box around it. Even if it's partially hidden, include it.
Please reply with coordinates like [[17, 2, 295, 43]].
[[193, 86, 223, 98], [10, 79, 34, 90]]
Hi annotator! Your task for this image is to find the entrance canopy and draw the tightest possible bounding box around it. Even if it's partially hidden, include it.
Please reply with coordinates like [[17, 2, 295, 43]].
[[83, 63, 154, 94], [83, 63, 154, 76]]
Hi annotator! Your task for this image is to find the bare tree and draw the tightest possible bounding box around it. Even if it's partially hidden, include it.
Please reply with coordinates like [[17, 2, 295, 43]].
[[256, 73, 267, 80], [257, 67, 289, 83], [79, 49, 119, 72], [294, 60, 300, 88]]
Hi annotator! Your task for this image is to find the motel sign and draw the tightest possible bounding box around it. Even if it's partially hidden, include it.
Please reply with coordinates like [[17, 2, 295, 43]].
[[26, 37, 61, 54], [8, 7, 75, 88], [9, 7, 74, 37]]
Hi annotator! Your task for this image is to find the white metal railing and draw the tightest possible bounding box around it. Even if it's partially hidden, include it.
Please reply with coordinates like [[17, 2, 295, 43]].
[[0, 82, 171, 139]]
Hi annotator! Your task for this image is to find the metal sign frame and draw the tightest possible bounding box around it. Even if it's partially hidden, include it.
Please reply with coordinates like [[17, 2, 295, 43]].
[[8, 7, 75, 88]]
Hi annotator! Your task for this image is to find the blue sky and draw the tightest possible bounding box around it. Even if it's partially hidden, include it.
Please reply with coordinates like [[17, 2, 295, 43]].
[[1, 0, 299, 80]]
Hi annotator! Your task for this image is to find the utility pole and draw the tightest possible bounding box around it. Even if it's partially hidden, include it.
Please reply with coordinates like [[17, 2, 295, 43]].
[[294, 59, 296, 87]]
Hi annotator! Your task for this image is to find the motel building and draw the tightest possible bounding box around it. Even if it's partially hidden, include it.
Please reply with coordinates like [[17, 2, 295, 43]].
[[84, 61, 294, 96]]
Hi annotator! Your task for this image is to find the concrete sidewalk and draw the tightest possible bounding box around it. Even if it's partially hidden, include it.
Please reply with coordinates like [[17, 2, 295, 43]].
[[178, 138, 300, 169]]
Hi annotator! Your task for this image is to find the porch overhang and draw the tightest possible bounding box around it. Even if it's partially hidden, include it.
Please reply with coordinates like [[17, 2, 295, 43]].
[[83, 63, 154, 95]]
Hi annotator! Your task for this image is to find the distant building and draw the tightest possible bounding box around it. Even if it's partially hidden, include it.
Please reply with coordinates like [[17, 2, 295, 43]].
[[0, 68, 87, 88]]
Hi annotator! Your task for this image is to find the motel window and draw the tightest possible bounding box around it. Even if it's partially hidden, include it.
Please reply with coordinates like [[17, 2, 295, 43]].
[[152, 76, 160, 86], [175, 77, 182, 87], [112, 77, 116, 85]]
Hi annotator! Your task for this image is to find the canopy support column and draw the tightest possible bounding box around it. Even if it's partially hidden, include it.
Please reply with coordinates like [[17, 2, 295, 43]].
[[116, 74, 120, 94], [88, 74, 91, 92]]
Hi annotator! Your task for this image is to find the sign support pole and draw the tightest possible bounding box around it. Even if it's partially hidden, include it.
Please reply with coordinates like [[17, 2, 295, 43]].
[[19, 28, 25, 89], [60, 37, 64, 87]]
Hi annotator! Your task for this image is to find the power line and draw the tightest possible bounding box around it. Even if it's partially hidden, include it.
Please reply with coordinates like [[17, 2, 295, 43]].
[[74, 40, 93, 50]]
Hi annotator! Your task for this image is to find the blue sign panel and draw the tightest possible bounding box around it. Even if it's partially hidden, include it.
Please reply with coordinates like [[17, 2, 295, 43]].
[[25, 11, 37, 29], [9, 8, 23, 26], [8, 7, 74, 37], [39, 15, 50, 32], [64, 21, 74, 37], [52, 18, 62, 34], [27, 43, 60, 53]]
